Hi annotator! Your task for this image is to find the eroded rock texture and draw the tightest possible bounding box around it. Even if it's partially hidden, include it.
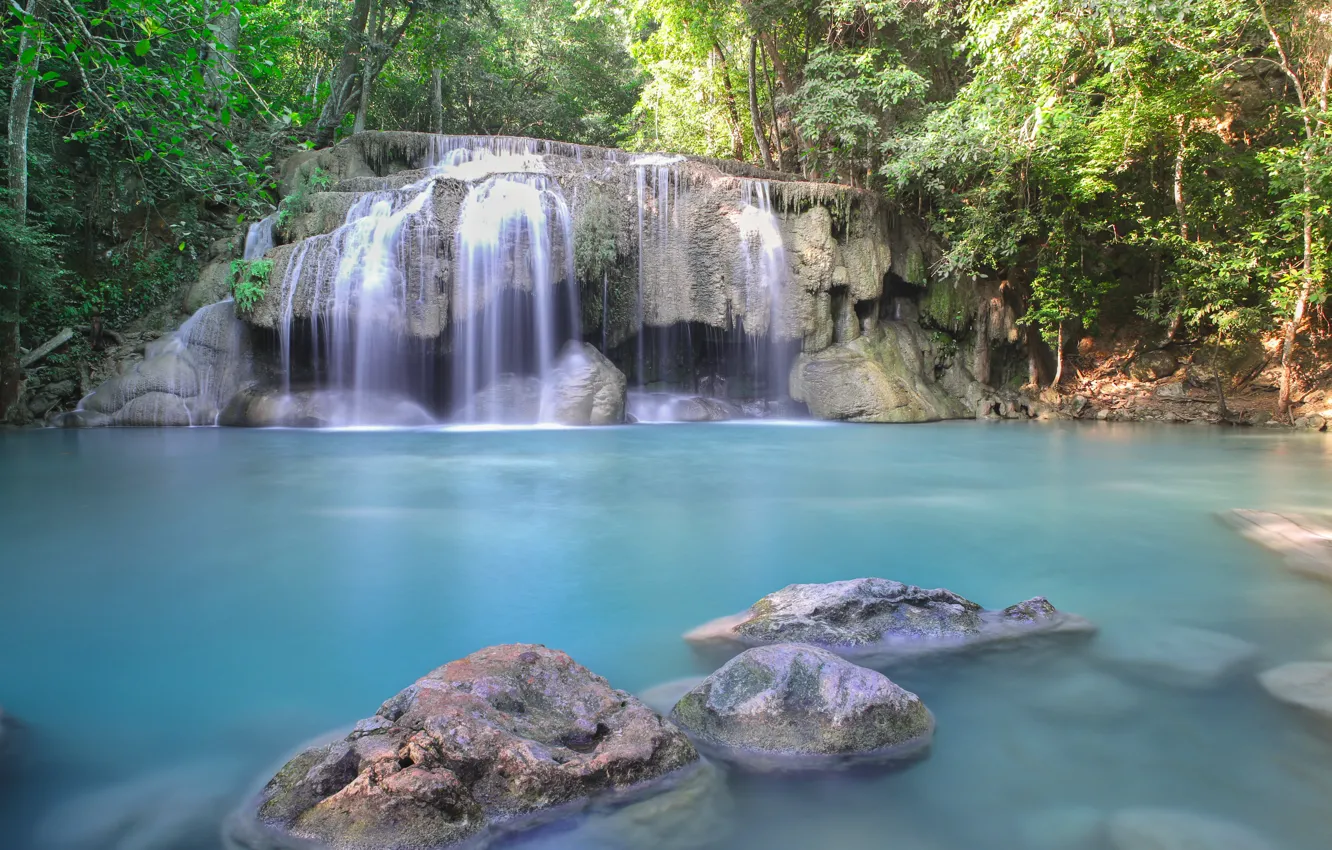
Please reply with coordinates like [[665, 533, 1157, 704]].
[[669, 644, 933, 765], [685, 578, 1093, 663], [230, 644, 699, 850]]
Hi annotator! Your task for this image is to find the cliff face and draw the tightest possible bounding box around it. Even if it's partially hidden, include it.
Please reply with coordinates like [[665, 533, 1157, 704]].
[[68, 132, 1014, 427]]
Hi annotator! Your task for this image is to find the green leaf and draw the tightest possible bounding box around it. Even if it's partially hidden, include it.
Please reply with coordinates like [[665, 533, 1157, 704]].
[[19, 48, 37, 66], [135, 40, 151, 57]]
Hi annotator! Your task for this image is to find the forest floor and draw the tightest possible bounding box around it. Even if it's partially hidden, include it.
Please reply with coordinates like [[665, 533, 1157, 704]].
[[1037, 330, 1332, 432]]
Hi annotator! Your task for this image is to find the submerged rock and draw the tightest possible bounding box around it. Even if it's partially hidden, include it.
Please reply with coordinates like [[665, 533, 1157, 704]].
[[685, 579, 1092, 664], [37, 759, 250, 850], [1018, 805, 1106, 850], [1107, 808, 1276, 850], [1026, 669, 1143, 722], [669, 644, 933, 769], [543, 342, 627, 426], [1258, 661, 1332, 722], [227, 644, 700, 850], [1094, 625, 1258, 689]]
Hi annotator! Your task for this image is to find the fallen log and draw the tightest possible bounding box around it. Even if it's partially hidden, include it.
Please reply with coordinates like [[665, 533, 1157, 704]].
[[19, 328, 74, 368]]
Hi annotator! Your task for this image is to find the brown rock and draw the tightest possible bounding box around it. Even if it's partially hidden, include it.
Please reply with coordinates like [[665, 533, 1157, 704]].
[[230, 645, 699, 850]]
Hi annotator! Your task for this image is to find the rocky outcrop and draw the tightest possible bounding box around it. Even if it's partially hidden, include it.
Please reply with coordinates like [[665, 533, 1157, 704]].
[[685, 579, 1093, 664], [228, 644, 700, 850], [1107, 808, 1276, 850], [1258, 661, 1332, 722], [543, 342, 626, 426], [66, 300, 250, 427], [789, 323, 974, 423], [218, 388, 434, 428], [669, 644, 933, 768]]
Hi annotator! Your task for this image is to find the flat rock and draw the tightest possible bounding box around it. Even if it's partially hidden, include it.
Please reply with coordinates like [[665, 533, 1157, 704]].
[[1258, 661, 1332, 721], [227, 644, 699, 850], [1018, 805, 1105, 850], [1026, 670, 1142, 721], [1107, 808, 1276, 850], [1095, 625, 1259, 688], [685, 578, 1094, 665], [37, 759, 249, 850], [669, 643, 933, 769], [1224, 509, 1332, 583]]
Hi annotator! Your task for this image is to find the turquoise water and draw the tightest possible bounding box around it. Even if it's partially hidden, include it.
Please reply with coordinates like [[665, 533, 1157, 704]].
[[2, 422, 1331, 849]]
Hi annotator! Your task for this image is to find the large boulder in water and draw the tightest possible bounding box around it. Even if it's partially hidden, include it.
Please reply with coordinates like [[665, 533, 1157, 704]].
[[789, 324, 971, 423], [543, 342, 626, 426], [227, 644, 700, 850], [669, 644, 933, 769], [685, 578, 1093, 664]]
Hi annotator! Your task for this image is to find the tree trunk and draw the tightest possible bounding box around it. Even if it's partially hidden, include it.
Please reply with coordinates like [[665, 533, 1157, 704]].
[[353, 0, 380, 135], [1173, 117, 1189, 241], [711, 41, 744, 160], [1052, 322, 1065, 388], [430, 62, 444, 133], [747, 38, 773, 169], [1277, 177, 1314, 419], [314, 0, 373, 148], [203, 4, 242, 106], [1, 0, 53, 422], [758, 32, 804, 173]]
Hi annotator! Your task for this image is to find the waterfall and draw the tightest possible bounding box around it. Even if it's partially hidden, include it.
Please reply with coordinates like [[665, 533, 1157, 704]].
[[451, 172, 577, 422], [273, 165, 448, 424], [738, 179, 792, 400], [631, 155, 687, 388], [243, 214, 276, 261]]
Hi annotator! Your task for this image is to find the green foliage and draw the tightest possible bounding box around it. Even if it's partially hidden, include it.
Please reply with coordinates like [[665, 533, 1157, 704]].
[[277, 166, 327, 229], [230, 258, 272, 312]]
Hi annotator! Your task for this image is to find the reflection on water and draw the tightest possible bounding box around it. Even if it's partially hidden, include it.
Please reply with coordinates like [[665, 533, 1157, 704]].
[[1, 423, 1331, 849]]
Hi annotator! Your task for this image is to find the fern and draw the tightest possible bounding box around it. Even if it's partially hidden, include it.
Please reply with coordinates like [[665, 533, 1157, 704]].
[[230, 258, 272, 313]]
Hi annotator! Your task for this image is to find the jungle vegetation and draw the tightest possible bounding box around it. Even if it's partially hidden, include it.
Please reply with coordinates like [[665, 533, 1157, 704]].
[[2, 0, 1329, 419]]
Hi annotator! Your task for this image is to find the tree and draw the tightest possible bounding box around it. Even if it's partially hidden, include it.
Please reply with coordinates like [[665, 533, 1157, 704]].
[[2, 0, 54, 421]]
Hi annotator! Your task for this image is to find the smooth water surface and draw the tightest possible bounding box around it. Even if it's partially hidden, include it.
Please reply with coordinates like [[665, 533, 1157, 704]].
[[2, 423, 1332, 849]]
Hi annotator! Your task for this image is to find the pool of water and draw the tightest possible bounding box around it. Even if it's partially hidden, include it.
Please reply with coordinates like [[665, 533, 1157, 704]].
[[2, 422, 1331, 849]]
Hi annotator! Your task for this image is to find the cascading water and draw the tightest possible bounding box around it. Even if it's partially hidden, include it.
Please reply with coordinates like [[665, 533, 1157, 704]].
[[738, 179, 792, 399], [631, 155, 687, 388], [243, 214, 276, 261], [451, 173, 578, 422]]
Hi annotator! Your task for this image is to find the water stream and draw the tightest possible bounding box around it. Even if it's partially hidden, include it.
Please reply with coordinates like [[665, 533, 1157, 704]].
[[2, 424, 1331, 849]]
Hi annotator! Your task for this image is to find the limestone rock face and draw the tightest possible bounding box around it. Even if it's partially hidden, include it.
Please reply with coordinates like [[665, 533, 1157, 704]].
[[669, 644, 933, 764], [230, 645, 699, 850], [1107, 808, 1276, 850], [685, 579, 1092, 663], [789, 324, 972, 423], [1258, 661, 1332, 721], [543, 342, 627, 426], [74, 300, 250, 427]]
